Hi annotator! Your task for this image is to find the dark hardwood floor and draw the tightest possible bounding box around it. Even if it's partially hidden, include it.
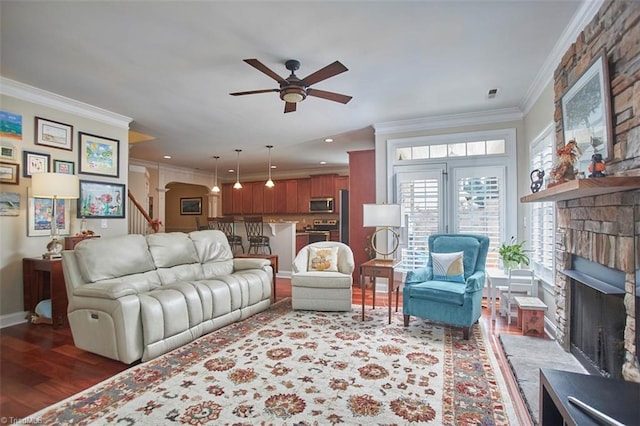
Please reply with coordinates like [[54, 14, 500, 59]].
[[0, 277, 532, 422]]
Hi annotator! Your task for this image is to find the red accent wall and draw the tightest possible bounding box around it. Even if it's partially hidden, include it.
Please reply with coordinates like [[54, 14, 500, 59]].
[[348, 149, 375, 281]]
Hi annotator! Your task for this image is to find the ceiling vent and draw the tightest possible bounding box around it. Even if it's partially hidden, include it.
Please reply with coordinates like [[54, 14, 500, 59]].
[[487, 88, 499, 99]]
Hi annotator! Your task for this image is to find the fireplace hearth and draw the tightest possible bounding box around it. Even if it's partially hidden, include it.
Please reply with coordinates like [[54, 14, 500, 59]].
[[566, 256, 626, 379]]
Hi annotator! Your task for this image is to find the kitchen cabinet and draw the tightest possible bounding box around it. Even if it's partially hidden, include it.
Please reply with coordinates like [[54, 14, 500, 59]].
[[221, 176, 343, 215], [310, 174, 337, 198], [297, 178, 310, 213]]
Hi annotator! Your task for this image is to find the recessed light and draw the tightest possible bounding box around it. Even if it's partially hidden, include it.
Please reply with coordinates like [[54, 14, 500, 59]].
[[324, 138, 333, 143], [271, 165, 277, 169], [320, 161, 327, 165], [228, 169, 235, 173], [163, 155, 172, 159]]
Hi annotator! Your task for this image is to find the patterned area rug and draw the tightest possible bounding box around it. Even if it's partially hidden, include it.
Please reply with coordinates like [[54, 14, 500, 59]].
[[31, 299, 514, 425]]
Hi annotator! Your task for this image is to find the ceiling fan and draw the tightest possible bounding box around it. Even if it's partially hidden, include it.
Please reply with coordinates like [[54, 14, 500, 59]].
[[230, 59, 352, 113]]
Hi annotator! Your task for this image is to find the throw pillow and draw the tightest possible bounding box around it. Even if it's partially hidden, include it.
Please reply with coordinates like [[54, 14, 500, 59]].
[[432, 251, 465, 283], [308, 246, 339, 272]]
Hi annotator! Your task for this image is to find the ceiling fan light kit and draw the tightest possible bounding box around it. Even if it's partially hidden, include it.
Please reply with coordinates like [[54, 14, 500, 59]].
[[230, 58, 352, 113]]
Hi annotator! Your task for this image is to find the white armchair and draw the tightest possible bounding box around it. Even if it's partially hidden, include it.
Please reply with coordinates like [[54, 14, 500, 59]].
[[291, 241, 355, 311]]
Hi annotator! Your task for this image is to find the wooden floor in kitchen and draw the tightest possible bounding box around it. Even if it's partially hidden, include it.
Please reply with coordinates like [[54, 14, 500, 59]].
[[0, 277, 533, 423]]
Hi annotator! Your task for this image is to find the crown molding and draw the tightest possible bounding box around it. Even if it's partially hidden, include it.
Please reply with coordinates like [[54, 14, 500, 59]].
[[520, 0, 603, 114], [373, 107, 523, 136], [0, 77, 132, 129]]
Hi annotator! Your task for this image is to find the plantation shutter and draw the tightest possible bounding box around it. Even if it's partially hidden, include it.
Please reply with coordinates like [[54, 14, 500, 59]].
[[530, 130, 554, 282], [396, 168, 445, 271], [452, 166, 505, 269]]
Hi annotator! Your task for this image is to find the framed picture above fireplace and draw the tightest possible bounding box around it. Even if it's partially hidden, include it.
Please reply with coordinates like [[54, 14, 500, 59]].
[[561, 52, 613, 174]]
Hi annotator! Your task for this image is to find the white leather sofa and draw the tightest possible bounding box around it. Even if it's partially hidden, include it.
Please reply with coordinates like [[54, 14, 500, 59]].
[[61, 230, 272, 364], [291, 241, 354, 311]]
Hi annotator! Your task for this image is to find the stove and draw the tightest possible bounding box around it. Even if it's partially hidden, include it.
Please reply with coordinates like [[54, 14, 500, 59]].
[[305, 219, 338, 243], [311, 219, 338, 231]]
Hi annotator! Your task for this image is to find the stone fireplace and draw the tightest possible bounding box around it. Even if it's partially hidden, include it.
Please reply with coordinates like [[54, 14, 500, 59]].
[[549, 0, 640, 382], [554, 191, 638, 381]]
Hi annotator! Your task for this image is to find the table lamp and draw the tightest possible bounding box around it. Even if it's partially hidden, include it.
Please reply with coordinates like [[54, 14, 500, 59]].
[[31, 172, 79, 259], [363, 203, 402, 262]]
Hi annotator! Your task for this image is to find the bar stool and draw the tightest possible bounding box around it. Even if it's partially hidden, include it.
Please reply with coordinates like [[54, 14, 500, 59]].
[[244, 216, 271, 254], [212, 216, 244, 254]]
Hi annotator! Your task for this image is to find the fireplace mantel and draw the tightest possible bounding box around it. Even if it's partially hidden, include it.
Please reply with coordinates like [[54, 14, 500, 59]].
[[520, 176, 640, 203]]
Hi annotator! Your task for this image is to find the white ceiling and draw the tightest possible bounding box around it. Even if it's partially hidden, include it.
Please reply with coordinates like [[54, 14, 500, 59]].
[[0, 1, 584, 182]]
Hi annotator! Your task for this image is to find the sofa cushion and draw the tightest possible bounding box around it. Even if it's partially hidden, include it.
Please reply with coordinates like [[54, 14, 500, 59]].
[[406, 281, 466, 306], [189, 230, 233, 264], [75, 234, 156, 283], [147, 232, 199, 268]]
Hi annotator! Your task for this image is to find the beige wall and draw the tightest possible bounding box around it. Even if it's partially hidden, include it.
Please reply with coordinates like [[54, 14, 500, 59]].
[[165, 182, 213, 232], [0, 92, 129, 322]]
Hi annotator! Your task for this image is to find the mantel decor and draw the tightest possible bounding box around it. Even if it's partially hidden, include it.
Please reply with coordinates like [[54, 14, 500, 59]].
[[561, 52, 613, 173]]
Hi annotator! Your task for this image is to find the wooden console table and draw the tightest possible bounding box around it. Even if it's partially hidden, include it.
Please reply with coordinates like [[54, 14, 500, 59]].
[[360, 259, 401, 324], [540, 369, 639, 425], [22, 257, 68, 329]]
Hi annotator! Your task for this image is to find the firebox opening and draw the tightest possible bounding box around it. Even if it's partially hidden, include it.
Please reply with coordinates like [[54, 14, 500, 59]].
[[565, 256, 626, 379]]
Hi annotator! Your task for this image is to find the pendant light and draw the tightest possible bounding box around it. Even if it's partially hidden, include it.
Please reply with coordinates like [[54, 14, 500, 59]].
[[211, 156, 220, 193], [265, 145, 275, 188], [233, 149, 242, 189]]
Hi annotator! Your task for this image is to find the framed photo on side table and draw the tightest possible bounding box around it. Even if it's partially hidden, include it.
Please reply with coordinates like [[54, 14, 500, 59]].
[[35, 117, 73, 151], [78, 132, 120, 177], [78, 180, 126, 218], [180, 197, 202, 215], [561, 52, 613, 173]]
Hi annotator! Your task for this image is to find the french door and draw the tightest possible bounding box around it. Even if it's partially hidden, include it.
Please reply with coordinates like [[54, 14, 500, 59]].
[[396, 163, 505, 270]]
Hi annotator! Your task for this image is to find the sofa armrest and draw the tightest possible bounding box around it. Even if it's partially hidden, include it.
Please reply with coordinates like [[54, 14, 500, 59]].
[[465, 271, 486, 292], [405, 267, 433, 284], [233, 258, 270, 271], [73, 281, 138, 299]]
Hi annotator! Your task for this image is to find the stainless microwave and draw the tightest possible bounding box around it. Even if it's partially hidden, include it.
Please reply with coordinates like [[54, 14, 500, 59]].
[[309, 198, 334, 213]]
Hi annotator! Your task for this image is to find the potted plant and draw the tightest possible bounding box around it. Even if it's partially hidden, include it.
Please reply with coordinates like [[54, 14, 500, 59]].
[[499, 237, 530, 271]]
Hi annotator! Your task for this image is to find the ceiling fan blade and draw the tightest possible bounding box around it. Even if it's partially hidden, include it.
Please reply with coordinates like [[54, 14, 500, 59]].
[[229, 88, 279, 96], [302, 61, 348, 86], [243, 59, 286, 83], [284, 102, 297, 113], [307, 88, 352, 104]]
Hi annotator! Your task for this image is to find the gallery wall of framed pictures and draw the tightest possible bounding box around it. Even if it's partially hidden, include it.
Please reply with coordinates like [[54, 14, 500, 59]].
[[0, 108, 126, 233]]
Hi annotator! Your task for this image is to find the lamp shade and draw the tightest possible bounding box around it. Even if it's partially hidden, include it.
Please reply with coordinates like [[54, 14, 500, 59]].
[[31, 172, 79, 199], [363, 204, 401, 227]]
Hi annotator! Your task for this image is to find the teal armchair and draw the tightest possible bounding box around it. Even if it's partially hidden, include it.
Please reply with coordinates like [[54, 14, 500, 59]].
[[403, 234, 489, 339]]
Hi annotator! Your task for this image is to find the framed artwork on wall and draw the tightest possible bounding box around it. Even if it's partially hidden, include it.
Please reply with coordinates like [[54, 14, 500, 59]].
[[180, 197, 202, 215], [27, 188, 71, 237], [561, 52, 613, 172], [0, 162, 19, 185], [0, 110, 22, 141], [0, 192, 20, 216], [22, 150, 50, 177], [78, 132, 120, 177], [78, 180, 126, 218], [0, 142, 17, 161], [35, 117, 73, 151], [53, 159, 75, 175]]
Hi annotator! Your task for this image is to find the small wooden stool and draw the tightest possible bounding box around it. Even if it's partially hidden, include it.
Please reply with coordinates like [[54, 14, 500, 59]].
[[514, 296, 548, 336]]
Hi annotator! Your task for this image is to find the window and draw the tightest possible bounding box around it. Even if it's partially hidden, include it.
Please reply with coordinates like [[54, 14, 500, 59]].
[[529, 124, 555, 283], [395, 138, 506, 161]]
